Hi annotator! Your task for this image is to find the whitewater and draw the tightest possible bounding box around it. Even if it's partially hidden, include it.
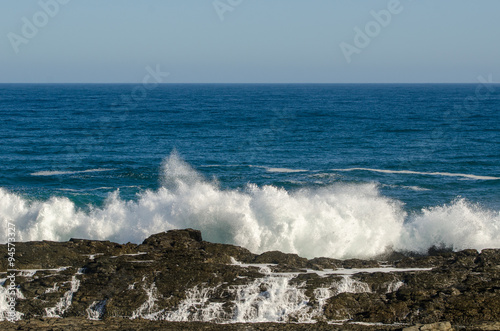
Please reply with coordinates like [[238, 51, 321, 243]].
[[1, 154, 499, 259]]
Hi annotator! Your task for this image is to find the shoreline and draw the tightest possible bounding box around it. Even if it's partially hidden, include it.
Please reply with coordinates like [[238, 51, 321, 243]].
[[1, 229, 499, 329]]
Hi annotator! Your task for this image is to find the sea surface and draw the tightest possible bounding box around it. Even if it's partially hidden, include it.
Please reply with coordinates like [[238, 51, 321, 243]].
[[0, 84, 499, 259]]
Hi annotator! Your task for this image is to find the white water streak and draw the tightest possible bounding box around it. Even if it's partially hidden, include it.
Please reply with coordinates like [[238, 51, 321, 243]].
[[331, 167, 500, 180], [164, 286, 225, 322], [31, 168, 116, 176], [332, 275, 371, 295], [131, 283, 163, 320], [45, 275, 80, 318], [138, 269, 373, 323], [386, 280, 405, 293], [86, 299, 107, 320]]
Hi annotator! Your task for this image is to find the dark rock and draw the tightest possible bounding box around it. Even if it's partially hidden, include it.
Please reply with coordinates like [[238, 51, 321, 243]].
[[253, 251, 308, 268], [306, 257, 341, 270], [1, 229, 500, 330], [341, 258, 379, 269], [141, 228, 203, 249], [475, 249, 500, 270]]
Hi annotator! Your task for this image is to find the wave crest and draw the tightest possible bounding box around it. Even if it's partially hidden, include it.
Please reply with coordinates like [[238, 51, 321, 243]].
[[1, 154, 499, 259], [399, 198, 500, 253]]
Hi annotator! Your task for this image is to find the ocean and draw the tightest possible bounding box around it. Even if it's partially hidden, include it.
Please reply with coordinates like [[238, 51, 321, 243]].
[[1, 83, 499, 259]]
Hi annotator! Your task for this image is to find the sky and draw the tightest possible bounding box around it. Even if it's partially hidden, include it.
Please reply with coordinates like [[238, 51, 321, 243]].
[[1, 0, 499, 83]]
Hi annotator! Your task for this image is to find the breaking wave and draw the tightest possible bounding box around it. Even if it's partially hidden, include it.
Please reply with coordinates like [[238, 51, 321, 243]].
[[1, 154, 499, 259]]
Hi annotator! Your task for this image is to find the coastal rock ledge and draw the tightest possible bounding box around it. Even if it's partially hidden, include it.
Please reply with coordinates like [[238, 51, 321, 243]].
[[1, 229, 499, 330]]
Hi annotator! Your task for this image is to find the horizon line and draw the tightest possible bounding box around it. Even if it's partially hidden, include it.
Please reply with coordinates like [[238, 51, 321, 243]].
[[1, 82, 498, 85]]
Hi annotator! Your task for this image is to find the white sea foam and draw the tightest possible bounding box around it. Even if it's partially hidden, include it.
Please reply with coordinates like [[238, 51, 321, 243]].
[[381, 184, 431, 192], [331, 167, 500, 181], [386, 280, 404, 293], [264, 167, 308, 173], [131, 282, 163, 320], [401, 186, 431, 192], [45, 275, 80, 318], [332, 276, 371, 295], [164, 285, 225, 322], [31, 168, 116, 176], [398, 198, 500, 253], [231, 276, 310, 323], [86, 299, 107, 320], [1, 154, 499, 259], [136, 271, 372, 323], [231, 258, 431, 277], [45, 283, 60, 294], [159, 276, 314, 323], [204, 165, 308, 173], [58, 186, 137, 193]]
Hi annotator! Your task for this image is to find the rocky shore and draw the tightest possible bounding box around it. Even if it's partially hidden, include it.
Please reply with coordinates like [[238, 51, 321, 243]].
[[1, 229, 499, 330]]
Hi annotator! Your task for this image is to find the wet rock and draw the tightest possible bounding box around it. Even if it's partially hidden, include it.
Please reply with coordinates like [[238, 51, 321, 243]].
[[1, 229, 500, 329], [253, 251, 308, 268], [403, 321, 453, 331], [471, 322, 500, 330], [141, 228, 203, 248], [475, 249, 500, 270], [306, 257, 341, 270], [341, 259, 379, 269]]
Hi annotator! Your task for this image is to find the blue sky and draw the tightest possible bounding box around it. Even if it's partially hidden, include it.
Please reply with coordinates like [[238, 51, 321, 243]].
[[1, 0, 499, 83]]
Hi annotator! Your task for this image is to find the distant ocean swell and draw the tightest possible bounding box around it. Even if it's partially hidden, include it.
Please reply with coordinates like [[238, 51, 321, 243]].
[[1, 154, 499, 259]]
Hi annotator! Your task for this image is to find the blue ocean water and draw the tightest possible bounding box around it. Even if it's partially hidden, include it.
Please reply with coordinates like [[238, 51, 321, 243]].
[[1, 84, 499, 258]]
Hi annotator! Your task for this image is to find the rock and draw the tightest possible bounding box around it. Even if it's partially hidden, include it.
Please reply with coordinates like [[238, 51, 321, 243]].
[[341, 258, 380, 269], [1, 229, 500, 329], [475, 249, 500, 270], [141, 228, 203, 248], [472, 322, 500, 330], [403, 321, 453, 331], [420, 321, 453, 330], [403, 326, 421, 331], [307, 257, 341, 270], [253, 251, 308, 268]]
